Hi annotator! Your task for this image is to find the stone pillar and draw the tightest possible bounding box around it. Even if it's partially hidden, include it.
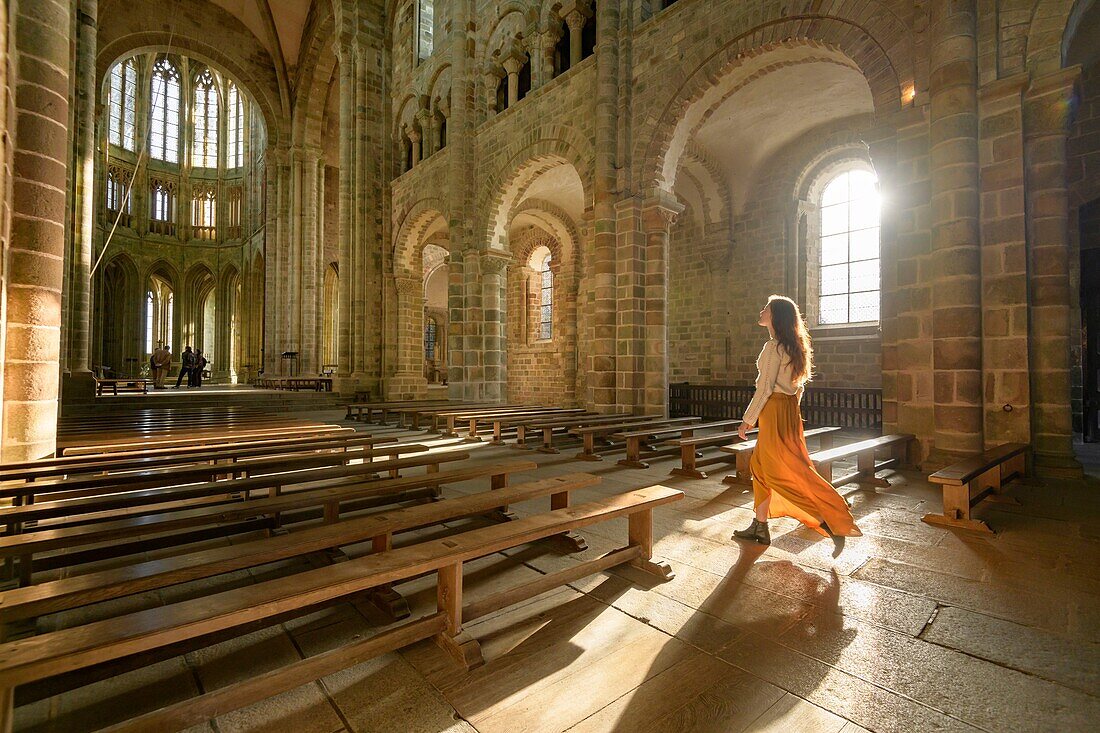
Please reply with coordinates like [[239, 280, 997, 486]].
[[386, 275, 427, 399], [1023, 68, 1082, 475], [336, 41, 354, 379], [927, 0, 983, 463], [503, 56, 523, 108], [297, 146, 321, 375], [481, 251, 510, 400], [64, 0, 96, 401], [564, 10, 586, 69], [539, 30, 559, 86], [590, 0, 620, 412], [642, 195, 683, 417], [3, 0, 72, 461], [409, 127, 422, 167]]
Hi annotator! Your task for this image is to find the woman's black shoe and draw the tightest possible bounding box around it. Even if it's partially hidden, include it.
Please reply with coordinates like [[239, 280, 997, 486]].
[[733, 519, 771, 545]]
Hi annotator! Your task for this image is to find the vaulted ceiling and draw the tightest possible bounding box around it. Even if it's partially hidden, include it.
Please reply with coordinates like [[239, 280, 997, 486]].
[[209, 0, 313, 71]]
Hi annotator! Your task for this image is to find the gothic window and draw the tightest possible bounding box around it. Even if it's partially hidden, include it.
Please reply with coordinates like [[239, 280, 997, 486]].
[[145, 291, 154, 354], [192, 69, 220, 168], [416, 0, 434, 63], [227, 186, 242, 239], [145, 276, 174, 354], [108, 59, 137, 151], [818, 169, 880, 324], [150, 180, 176, 235], [424, 318, 437, 359], [227, 82, 244, 168], [192, 186, 217, 240], [149, 58, 181, 163]]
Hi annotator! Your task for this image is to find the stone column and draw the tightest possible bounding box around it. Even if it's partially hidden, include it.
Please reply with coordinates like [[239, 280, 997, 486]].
[[590, 0, 620, 412], [386, 275, 427, 399], [297, 146, 321, 375], [2, 0, 72, 461], [336, 41, 354, 379], [927, 0, 983, 463], [642, 195, 683, 417], [408, 127, 422, 167], [481, 251, 511, 401], [503, 56, 523, 108], [540, 30, 559, 86], [564, 9, 586, 69], [64, 0, 96, 401], [1023, 68, 1082, 475]]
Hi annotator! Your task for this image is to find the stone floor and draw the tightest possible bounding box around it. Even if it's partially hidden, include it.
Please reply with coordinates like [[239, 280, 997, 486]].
[[15, 411, 1100, 733]]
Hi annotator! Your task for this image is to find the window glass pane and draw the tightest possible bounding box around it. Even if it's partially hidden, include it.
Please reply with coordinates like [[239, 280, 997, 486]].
[[849, 227, 879, 262], [820, 234, 847, 266], [849, 290, 880, 322], [820, 203, 848, 236], [540, 305, 551, 323], [850, 201, 880, 231], [848, 170, 878, 201], [820, 263, 848, 296], [849, 259, 879, 293], [819, 294, 849, 325], [145, 293, 154, 353], [821, 175, 848, 207], [540, 322, 552, 340]]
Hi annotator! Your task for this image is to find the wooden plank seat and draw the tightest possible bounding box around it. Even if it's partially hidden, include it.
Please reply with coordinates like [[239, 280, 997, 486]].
[[454, 408, 588, 441], [718, 426, 842, 485], [613, 419, 743, 470], [0, 442, 426, 505], [809, 434, 915, 489], [60, 424, 350, 456], [484, 410, 597, 446], [429, 406, 555, 437], [569, 417, 703, 461], [0, 465, 570, 625], [93, 378, 151, 396], [663, 425, 751, 479], [59, 415, 329, 438], [0, 434, 396, 486], [922, 443, 1029, 533], [0, 485, 683, 730], [517, 414, 664, 453], [398, 403, 515, 430], [0, 453, 500, 581], [344, 400, 456, 422]]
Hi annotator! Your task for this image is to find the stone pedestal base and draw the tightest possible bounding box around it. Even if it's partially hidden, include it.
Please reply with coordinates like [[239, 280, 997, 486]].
[[385, 371, 428, 401]]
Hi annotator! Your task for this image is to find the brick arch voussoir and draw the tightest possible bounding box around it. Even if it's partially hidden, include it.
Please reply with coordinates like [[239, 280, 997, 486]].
[[393, 198, 450, 278], [636, 19, 905, 195]]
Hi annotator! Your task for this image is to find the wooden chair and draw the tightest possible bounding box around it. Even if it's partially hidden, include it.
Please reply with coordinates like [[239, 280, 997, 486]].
[[922, 443, 1029, 533]]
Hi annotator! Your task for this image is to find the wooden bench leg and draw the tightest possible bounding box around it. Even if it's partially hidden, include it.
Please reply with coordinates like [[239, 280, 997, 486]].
[[627, 508, 674, 580], [575, 433, 603, 461], [366, 533, 412, 619], [550, 492, 587, 552], [434, 563, 484, 669], [670, 443, 708, 479], [922, 479, 994, 533], [512, 424, 529, 449], [490, 472, 517, 521], [618, 437, 650, 469], [536, 427, 559, 454], [0, 685, 12, 733], [856, 450, 891, 488], [489, 422, 505, 445], [723, 449, 754, 486]]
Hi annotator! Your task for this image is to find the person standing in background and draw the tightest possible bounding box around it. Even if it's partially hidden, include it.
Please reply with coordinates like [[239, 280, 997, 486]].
[[151, 344, 172, 389], [174, 346, 195, 389]]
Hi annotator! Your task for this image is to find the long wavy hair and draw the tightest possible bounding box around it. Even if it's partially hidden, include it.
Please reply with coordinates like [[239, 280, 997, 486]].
[[767, 295, 813, 386]]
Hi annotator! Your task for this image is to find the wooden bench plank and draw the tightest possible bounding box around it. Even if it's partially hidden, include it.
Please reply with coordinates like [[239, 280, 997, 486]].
[[569, 417, 703, 461], [718, 426, 841, 485], [922, 443, 1029, 533], [612, 419, 742, 469], [809, 434, 914, 489]]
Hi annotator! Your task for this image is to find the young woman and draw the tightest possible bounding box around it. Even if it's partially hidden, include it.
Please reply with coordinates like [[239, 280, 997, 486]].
[[732, 295, 861, 545]]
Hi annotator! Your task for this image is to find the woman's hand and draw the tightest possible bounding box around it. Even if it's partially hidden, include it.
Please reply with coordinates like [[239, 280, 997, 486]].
[[737, 421, 751, 440]]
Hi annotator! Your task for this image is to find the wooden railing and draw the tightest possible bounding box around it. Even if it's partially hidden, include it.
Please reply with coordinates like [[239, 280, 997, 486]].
[[669, 383, 882, 430]]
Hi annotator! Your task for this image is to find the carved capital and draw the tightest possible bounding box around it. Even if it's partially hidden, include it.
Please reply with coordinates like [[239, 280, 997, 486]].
[[641, 191, 685, 233], [481, 252, 511, 276], [394, 276, 420, 296]]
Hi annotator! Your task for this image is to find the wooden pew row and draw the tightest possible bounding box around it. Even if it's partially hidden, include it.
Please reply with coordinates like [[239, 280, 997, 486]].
[[810, 434, 914, 488], [613, 419, 743, 469], [0, 453, 473, 583], [57, 411, 286, 431], [0, 433, 395, 485], [718, 427, 842, 485], [60, 424, 351, 456], [462, 408, 590, 442], [0, 442, 425, 505], [399, 403, 516, 430], [570, 417, 703, 461], [517, 414, 664, 453], [0, 485, 683, 730], [93, 378, 151, 396], [435, 406, 584, 439], [922, 443, 1029, 533], [344, 400, 458, 422], [485, 410, 600, 446], [0, 465, 569, 625], [57, 413, 313, 436], [664, 424, 752, 479], [0, 431, 380, 482]]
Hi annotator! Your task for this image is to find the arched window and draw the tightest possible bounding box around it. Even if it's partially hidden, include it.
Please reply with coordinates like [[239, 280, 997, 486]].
[[150, 179, 176, 235], [818, 168, 880, 324], [149, 58, 181, 163], [529, 246, 554, 341], [108, 59, 137, 151], [192, 69, 220, 168], [424, 318, 437, 360], [416, 0, 435, 63], [146, 275, 174, 354], [192, 186, 217, 240], [145, 290, 155, 354], [227, 82, 244, 168]]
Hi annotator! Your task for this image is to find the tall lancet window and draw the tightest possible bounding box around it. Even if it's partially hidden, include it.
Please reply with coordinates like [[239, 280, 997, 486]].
[[108, 59, 137, 151], [192, 68, 220, 168], [149, 58, 181, 163], [227, 82, 244, 168]]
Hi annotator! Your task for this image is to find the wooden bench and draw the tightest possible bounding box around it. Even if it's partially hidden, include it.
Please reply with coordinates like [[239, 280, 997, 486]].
[[519, 414, 663, 453], [459, 407, 587, 441], [486, 410, 598, 446], [613, 419, 743, 469], [570, 417, 703, 461], [809, 434, 914, 489], [718, 426, 842, 485], [395, 402, 509, 429], [0, 485, 684, 730], [430, 405, 551, 437], [60, 424, 351, 456], [344, 399, 455, 422], [922, 443, 1029, 533], [0, 465, 572, 625], [664, 424, 748, 479], [94, 377, 151, 396], [0, 453, 498, 582]]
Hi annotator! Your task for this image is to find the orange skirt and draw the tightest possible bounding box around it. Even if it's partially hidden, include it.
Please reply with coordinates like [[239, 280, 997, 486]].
[[749, 393, 861, 537]]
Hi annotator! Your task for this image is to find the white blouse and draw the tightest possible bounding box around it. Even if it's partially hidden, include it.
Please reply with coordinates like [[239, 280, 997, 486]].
[[742, 339, 803, 427]]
